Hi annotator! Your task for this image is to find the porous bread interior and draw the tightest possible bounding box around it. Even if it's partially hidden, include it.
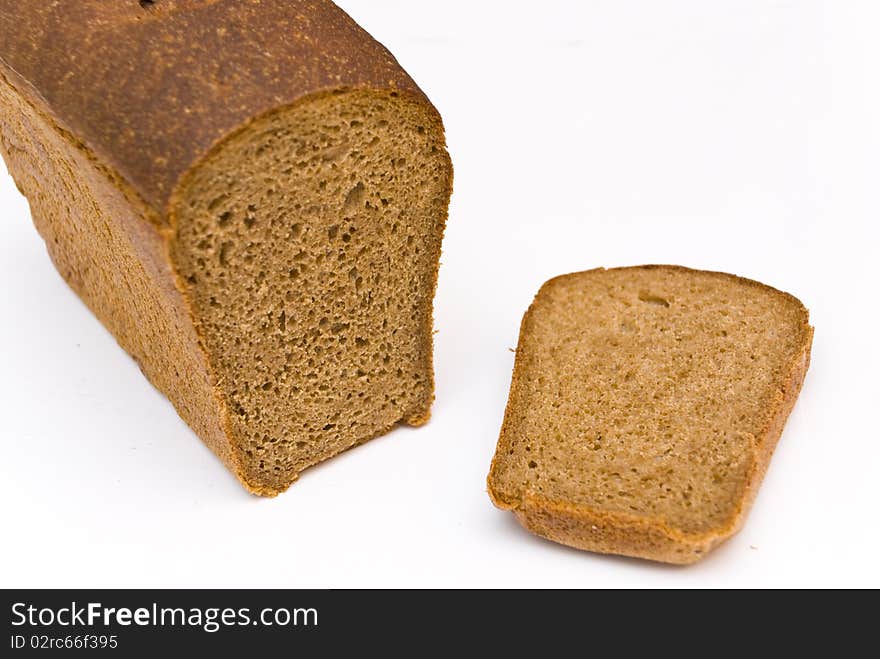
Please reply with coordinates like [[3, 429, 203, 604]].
[[172, 90, 451, 494], [490, 267, 811, 535]]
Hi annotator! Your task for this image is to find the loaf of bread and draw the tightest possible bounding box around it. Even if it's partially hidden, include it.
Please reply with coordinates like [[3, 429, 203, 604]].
[[488, 266, 813, 563], [0, 1, 453, 496]]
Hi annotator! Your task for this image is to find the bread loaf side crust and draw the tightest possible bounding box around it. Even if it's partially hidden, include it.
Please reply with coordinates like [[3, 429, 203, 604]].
[[0, 62, 238, 476], [488, 266, 814, 564]]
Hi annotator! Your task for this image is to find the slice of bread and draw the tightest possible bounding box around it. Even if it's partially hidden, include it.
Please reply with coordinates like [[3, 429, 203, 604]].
[[487, 266, 813, 564]]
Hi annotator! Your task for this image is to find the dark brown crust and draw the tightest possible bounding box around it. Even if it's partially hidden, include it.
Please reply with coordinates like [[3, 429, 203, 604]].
[[487, 265, 814, 564], [0, 0, 430, 215]]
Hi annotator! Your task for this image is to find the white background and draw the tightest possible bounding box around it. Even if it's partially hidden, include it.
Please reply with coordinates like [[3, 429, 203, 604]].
[[1, 1, 878, 588]]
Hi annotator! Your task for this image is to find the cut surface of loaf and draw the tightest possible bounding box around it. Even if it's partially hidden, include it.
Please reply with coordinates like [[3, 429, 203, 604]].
[[173, 92, 450, 493], [0, 1, 452, 495], [488, 266, 813, 564]]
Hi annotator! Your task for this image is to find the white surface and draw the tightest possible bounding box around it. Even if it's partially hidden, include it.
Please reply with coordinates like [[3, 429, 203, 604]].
[[1, 0, 878, 588]]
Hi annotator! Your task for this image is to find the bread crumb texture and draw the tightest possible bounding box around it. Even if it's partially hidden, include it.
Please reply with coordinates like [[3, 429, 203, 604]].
[[173, 92, 450, 493], [488, 266, 813, 564]]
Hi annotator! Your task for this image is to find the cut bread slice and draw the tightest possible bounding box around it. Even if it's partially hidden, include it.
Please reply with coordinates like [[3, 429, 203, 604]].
[[487, 266, 813, 564]]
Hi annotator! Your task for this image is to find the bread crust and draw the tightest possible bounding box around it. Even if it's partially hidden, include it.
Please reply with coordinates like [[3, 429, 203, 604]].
[[488, 266, 814, 564], [0, 0, 432, 214]]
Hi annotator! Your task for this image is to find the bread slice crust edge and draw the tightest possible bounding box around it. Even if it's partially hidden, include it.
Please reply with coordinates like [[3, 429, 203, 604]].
[[487, 265, 814, 564]]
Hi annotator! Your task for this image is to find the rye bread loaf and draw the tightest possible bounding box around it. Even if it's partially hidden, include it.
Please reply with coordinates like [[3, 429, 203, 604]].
[[0, 0, 453, 496], [488, 266, 813, 564]]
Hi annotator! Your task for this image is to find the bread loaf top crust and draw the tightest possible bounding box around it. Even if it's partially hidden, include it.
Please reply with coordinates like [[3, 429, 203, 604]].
[[0, 0, 430, 215]]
